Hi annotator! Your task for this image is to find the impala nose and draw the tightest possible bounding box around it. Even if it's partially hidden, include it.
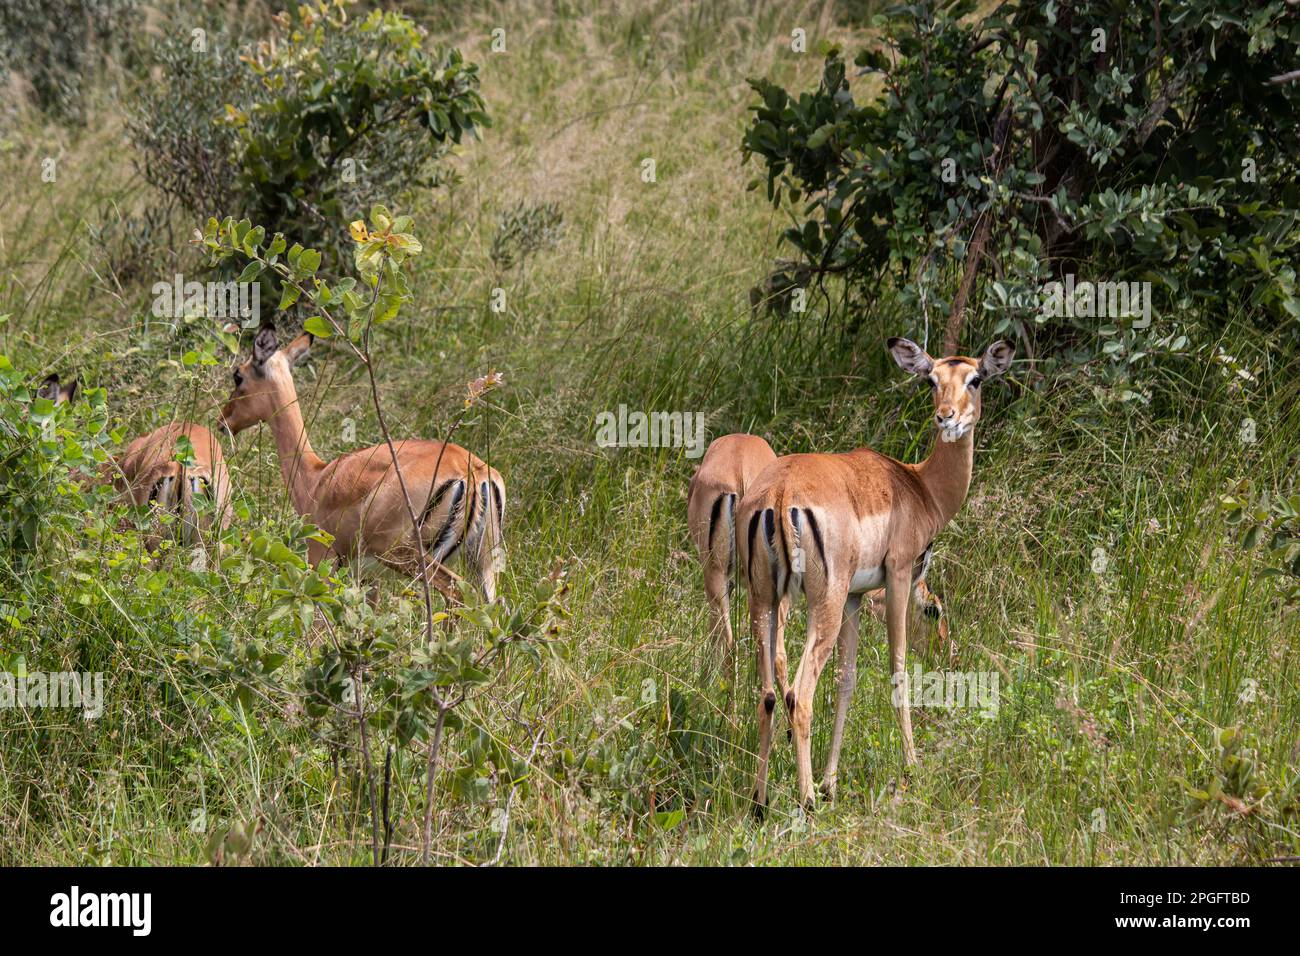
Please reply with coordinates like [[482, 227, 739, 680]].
[[936, 405, 956, 424]]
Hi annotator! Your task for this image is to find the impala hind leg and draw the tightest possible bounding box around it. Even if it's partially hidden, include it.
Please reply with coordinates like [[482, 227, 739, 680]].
[[752, 600, 780, 816], [789, 585, 849, 809], [821, 593, 862, 801], [702, 559, 733, 658], [886, 565, 919, 767]]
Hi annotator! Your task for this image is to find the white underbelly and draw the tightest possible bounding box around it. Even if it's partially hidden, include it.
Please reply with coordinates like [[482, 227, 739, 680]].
[[848, 565, 885, 593]]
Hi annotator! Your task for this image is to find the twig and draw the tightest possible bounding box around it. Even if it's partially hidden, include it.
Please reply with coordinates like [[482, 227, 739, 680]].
[[487, 727, 545, 866]]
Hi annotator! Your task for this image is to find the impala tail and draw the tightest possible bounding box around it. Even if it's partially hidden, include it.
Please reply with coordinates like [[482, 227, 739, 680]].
[[464, 474, 506, 577], [178, 467, 220, 548], [745, 501, 825, 603]]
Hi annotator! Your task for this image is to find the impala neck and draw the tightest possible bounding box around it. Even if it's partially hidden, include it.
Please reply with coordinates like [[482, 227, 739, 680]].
[[916, 428, 975, 529], [265, 389, 325, 516]]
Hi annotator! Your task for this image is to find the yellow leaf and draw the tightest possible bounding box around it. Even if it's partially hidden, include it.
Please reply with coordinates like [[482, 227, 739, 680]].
[[348, 220, 369, 242]]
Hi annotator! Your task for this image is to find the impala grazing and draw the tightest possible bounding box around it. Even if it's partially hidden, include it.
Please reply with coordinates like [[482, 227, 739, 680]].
[[218, 324, 504, 601], [688, 434, 951, 662], [737, 337, 1013, 811], [41, 374, 231, 547]]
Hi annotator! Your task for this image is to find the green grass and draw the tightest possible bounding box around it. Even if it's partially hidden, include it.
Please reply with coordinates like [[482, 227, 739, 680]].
[[0, 0, 1296, 865]]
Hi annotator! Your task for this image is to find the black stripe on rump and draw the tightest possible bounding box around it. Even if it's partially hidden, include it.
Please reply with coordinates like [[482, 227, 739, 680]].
[[491, 480, 504, 531], [803, 508, 827, 575], [765, 507, 782, 595], [425, 480, 466, 564], [746, 510, 761, 588], [725, 494, 737, 575], [707, 494, 725, 554]]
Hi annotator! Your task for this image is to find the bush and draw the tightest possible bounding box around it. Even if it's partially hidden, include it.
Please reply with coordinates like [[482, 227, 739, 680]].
[[742, 0, 1300, 353], [0, 0, 140, 122], [0, 357, 114, 564], [129, 1, 489, 262]]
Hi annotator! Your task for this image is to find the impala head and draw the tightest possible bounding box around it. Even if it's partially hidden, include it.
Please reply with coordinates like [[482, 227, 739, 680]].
[[888, 337, 1014, 443], [218, 323, 313, 435], [37, 373, 78, 405]]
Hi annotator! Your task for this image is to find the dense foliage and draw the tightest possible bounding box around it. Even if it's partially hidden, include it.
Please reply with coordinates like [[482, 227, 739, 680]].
[[130, 1, 489, 259], [743, 0, 1300, 351]]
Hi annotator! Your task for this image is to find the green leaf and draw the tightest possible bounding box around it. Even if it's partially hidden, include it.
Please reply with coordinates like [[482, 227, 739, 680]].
[[298, 248, 322, 277], [303, 315, 333, 338], [654, 809, 685, 830]]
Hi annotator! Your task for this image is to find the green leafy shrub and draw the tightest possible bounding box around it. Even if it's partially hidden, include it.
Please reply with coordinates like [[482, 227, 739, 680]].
[[1221, 479, 1300, 606], [742, 1, 1300, 352], [0, 356, 115, 563], [130, 1, 489, 261]]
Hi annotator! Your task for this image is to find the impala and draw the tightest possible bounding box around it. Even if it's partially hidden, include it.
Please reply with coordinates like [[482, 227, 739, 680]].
[[737, 337, 1013, 810], [40, 374, 231, 547], [217, 324, 504, 600], [688, 434, 950, 663], [687, 433, 777, 655]]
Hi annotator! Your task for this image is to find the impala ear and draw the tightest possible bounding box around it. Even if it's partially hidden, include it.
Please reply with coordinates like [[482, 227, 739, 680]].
[[36, 373, 78, 404], [887, 337, 934, 377], [252, 323, 278, 370], [283, 332, 313, 367], [978, 340, 1015, 379]]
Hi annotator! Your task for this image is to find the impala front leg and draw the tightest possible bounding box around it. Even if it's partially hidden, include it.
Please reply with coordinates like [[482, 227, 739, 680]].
[[885, 564, 918, 767]]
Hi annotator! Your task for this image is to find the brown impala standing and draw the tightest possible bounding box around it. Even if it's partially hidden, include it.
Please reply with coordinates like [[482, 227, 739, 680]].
[[737, 337, 1013, 811], [218, 324, 504, 601], [688, 435, 950, 667]]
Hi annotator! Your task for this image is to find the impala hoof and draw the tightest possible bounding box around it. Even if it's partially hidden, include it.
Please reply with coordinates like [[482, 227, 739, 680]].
[[751, 793, 767, 821]]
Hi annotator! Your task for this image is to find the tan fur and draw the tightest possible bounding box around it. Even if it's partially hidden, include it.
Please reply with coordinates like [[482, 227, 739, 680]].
[[687, 434, 777, 656], [218, 328, 505, 601], [114, 423, 232, 548], [737, 337, 1013, 809], [689, 435, 950, 670], [44, 375, 230, 549]]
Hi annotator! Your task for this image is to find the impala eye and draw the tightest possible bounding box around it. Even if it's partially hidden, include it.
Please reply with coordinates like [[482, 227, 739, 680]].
[[968, 376, 981, 390], [233, 369, 244, 387], [927, 376, 938, 389]]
